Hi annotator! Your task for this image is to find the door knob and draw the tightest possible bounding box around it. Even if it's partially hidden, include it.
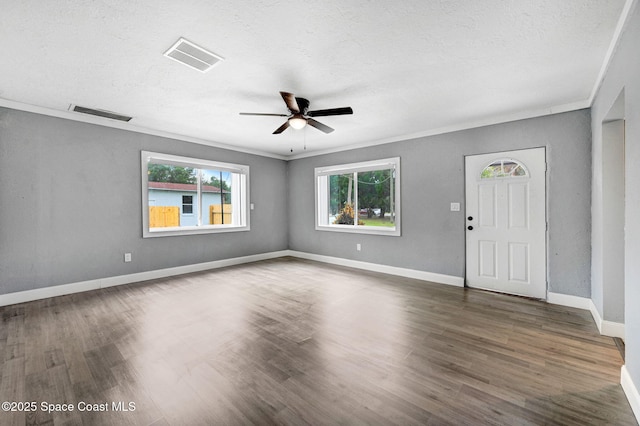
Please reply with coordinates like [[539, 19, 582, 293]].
[[467, 225, 473, 230]]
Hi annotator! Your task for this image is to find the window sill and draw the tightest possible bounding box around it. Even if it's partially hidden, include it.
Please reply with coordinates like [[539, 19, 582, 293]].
[[143, 224, 250, 238], [315, 224, 400, 236]]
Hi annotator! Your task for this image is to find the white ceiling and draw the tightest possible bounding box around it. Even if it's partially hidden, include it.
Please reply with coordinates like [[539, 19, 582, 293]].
[[0, 0, 628, 158]]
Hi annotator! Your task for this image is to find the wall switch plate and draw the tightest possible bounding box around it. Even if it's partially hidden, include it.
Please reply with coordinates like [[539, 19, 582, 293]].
[[450, 202, 461, 212], [124, 253, 132, 263], [356, 243, 362, 251], [250, 203, 254, 210]]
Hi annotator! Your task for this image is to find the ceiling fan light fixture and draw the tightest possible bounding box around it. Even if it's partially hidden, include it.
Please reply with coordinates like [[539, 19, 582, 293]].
[[289, 116, 307, 129], [242, 92, 349, 134]]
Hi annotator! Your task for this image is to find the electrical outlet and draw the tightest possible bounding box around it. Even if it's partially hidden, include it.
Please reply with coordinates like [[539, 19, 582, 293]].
[[124, 253, 132, 263], [450, 202, 461, 212], [356, 243, 361, 251]]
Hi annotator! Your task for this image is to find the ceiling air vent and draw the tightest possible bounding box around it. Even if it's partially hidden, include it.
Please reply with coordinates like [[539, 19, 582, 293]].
[[71, 105, 132, 122], [163, 38, 224, 73]]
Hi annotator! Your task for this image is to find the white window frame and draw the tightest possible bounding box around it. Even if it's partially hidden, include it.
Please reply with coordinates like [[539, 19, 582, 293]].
[[141, 151, 250, 237], [181, 195, 194, 215], [315, 157, 400, 236]]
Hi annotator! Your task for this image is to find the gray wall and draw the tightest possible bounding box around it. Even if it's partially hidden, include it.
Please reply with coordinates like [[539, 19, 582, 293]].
[[0, 108, 288, 295], [0, 103, 593, 301], [288, 110, 592, 297], [591, 1, 640, 395]]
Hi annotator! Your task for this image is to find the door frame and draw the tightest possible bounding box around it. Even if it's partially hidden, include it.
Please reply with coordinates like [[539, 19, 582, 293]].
[[464, 147, 548, 299]]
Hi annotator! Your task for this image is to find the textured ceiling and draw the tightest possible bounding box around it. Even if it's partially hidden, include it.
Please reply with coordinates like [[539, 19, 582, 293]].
[[0, 0, 628, 158]]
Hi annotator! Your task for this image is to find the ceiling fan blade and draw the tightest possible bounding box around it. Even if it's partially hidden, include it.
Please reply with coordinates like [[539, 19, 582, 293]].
[[273, 120, 290, 134], [307, 118, 334, 134], [307, 107, 353, 117], [239, 112, 288, 116], [280, 91, 300, 113]]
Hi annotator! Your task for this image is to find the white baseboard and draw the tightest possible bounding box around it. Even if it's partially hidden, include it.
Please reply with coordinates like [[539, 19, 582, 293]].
[[589, 298, 605, 334], [0, 250, 463, 307], [0, 250, 290, 307], [622, 365, 640, 424], [286, 250, 464, 287], [547, 293, 625, 338], [587, 299, 625, 338], [5, 251, 624, 339], [601, 319, 625, 339], [547, 292, 592, 309]]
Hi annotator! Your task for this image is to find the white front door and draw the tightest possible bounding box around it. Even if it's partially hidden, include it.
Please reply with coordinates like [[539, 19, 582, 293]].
[[465, 148, 546, 299]]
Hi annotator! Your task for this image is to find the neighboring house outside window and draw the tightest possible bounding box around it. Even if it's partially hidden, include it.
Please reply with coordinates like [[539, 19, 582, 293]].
[[147, 182, 230, 226]]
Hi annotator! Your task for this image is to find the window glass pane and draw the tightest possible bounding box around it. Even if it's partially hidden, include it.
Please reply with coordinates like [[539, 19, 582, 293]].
[[481, 159, 528, 179], [142, 151, 249, 237], [182, 195, 193, 214], [329, 173, 356, 225], [147, 163, 197, 228], [314, 157, 400, 235], [512, 165, 526, 176], [200, 169, 233, 225], [357, 169, 395, 228]]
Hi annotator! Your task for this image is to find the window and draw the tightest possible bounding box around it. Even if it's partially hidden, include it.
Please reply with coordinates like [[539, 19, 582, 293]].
[[141, 151, 249, 237], [315, 157, 400, 236], [182, 195, 193, 214], [481, 159, 528, 179]]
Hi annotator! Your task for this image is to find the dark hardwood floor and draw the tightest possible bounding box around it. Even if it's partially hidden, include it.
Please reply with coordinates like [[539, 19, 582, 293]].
[[0, 257, 636, 425]]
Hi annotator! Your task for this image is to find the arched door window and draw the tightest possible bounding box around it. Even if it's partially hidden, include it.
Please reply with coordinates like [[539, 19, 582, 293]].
[[480, 158, 529, 179]]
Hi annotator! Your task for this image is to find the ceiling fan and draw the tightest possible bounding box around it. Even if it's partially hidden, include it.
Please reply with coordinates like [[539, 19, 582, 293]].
[[240, 91, 353, 134]]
